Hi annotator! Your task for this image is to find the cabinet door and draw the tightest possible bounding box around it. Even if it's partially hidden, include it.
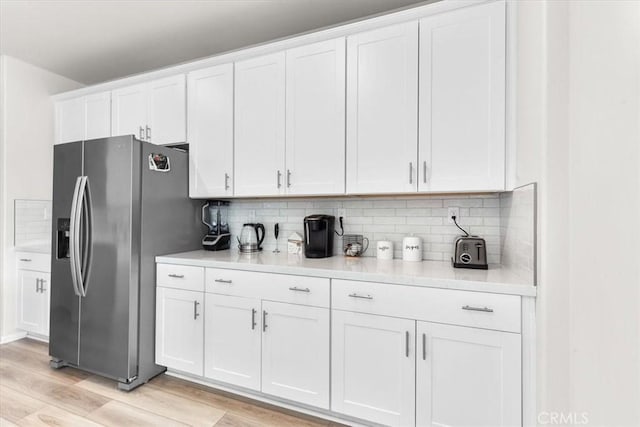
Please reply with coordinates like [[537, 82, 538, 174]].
[[285, 38, 346, 195], [262, 301, 330, 409], [204, 294, 261, 390], [85, 91, 111, 140], [112, 82, 147, 140], [346, 22, 418, 194], [155, 287, 204, 375], [416, 322, 521, 427], [55, 98, 85, 144], [148, 74, 186, 145], [188, 65, 234, 198], [17, 270, 46, 334], [234, 53, 286, 196], [419, 2, 506, 192], [331, 310, 415, 426]]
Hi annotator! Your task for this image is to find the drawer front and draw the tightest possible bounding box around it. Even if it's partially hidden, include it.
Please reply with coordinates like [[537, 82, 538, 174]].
[[332, 279, 520, 333], [206, 268, 330, 308], [157, 264, 205, 292], [16, 252, 50, 272]]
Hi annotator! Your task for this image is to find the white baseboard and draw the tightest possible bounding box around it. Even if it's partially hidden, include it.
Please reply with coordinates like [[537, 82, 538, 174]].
[[0, 331, 27, 344], [25, 333, 49, 343]]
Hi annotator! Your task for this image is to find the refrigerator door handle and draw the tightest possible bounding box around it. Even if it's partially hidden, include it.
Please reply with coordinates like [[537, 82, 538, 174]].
[[79, 177, 93, 297], [69, 176, 83, 297]]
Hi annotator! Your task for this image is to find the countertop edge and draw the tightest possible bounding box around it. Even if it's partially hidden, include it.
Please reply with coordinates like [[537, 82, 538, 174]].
[[155, 255, 537, 297]]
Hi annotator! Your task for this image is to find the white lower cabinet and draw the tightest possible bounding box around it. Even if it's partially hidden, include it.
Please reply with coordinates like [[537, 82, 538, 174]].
[[331, 310, 416, 426], [416, 322, 522, 427], [204, 294, 261, 390], [262, 301, 330, 409], [155, 287, 204, 376], [17, 270, 50, 336]]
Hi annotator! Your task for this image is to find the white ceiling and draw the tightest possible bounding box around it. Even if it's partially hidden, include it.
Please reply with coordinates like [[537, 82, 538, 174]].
[[0, 0, 432, 85]]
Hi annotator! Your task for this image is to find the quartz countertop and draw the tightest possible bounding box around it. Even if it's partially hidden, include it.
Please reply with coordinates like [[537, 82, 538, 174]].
[[157, 250, 536, 297]]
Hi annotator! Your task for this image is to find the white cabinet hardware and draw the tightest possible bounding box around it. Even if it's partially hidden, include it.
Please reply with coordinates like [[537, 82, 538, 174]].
[[348, 293, 373, 300], [462, 305, 494, 313], [288, 286, 310, 293]]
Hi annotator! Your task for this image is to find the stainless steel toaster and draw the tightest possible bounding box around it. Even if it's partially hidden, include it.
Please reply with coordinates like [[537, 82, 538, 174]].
[[452, 236, 488, 269]]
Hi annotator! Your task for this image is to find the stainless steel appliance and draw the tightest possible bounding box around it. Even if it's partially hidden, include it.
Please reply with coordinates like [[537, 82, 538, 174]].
[[450, 215, 488, 269], [304, 215, 335, 258], [49, 136, 203, 390], [237, 223, 265, 253], [202, 200, 231, 251]]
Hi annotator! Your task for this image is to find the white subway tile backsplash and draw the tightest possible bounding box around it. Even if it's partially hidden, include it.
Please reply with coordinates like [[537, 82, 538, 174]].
[[14, 199, 52, 248], [226, 195, 507, 262]]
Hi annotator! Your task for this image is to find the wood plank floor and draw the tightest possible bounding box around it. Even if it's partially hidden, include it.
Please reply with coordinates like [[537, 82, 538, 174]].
[[0, 339, 347, 427]]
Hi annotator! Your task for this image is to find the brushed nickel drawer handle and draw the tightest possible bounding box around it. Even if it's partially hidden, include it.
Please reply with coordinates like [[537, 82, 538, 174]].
[[214, 279, 233, 284], [251, 308, 257, 330], [422, 333, 427, 360], [348, 293, 373, 300], [193, 300, 200, 320], [19, 258, 32, 262], [405, 331, 410, 358], [168, 274, 184, 278], [462, 305, 494, 313], [288, 287, 310, 293]]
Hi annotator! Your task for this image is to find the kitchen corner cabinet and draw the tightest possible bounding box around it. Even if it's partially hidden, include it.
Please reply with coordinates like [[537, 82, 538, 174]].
[[234, 53, 286, 197], [16, 252, 51, 336], [346, 22, 419, 194], [418, 1, 506, 192], [155, 286, 204, 376], [261, 301, 330, 408], [112, 74, 186, 145], [188, 64, 234, 198], [416, 321, 521, 427], [285, 38, 346, 195], [331, 310, 416, 426], [55, 91, 111, 144], [204, 293, 261, 390]]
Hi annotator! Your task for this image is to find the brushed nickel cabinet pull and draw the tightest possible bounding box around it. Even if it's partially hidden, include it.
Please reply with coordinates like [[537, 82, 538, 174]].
[[422, 333, 427, 360], [288, 287, 310, 293], [423, 161, 427, 183], [145, 125, 151, 140], [168, 274, 184, 279], [405, 331, 410, 358], [462, 305, 494, 313], [36, 278, 41, 293], [19, 258, 32, 262], [276, 170, 282, 188], [224, 173, 230, 190], [287, 169, 292, 187], [263, 310, 268, 332], [348, 293, 373, 300], [214, 279, 232, 284], [193, 300, 200, 320], [409, 162, 413, 184], [251, 308, 257, 330]]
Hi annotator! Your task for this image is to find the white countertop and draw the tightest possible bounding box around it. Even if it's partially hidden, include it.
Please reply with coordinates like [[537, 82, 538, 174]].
[[157, 250, 536, 297]]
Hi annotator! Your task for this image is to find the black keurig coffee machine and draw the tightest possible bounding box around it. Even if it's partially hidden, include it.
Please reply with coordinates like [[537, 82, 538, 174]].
[[303, 215, 335, 258], [202, 200, 231, 251]]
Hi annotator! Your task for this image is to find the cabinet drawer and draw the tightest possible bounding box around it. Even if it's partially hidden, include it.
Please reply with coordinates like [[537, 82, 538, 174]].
[[332, 279, 521, 333], [16, 252, 50, 272], [206, 268, 330, 308], [157, 264, 204, 292]]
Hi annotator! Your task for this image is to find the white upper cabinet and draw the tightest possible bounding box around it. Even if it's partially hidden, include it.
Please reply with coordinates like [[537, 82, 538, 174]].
[[188, 64, 234, 198], [285, 38, 346, 196], [419, 1, 506, 192], [416, 321, 521, 427], [84, 92, 112, 140], [346, 22, 419, 194], [112, 75, 186, 145], [56, 91, 111, 144], [148, 75, 187, 145], [112, 82, 148, 141], [234, 53, 286, 197]]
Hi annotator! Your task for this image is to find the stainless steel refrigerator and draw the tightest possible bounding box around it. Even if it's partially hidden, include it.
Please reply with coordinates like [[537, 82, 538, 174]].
[[49, 135, 203, 390]]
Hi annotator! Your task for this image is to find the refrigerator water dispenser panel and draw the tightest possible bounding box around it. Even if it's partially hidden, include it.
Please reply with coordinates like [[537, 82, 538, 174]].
[[57, 218, 70, 259]]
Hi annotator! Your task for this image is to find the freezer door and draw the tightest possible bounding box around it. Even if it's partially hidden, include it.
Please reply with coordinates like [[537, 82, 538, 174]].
[[50, 142, 83, 364], [78, 136, 140, 381]]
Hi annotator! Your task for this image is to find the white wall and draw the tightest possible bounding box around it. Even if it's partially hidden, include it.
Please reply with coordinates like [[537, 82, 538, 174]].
[[514, 1, 640, 424], [0, 55, 83, 340]]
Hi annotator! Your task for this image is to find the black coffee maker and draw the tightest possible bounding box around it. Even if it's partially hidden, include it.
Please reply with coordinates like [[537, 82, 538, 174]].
[[202, 200, 231, 251], [304, 215, 336, 258]]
